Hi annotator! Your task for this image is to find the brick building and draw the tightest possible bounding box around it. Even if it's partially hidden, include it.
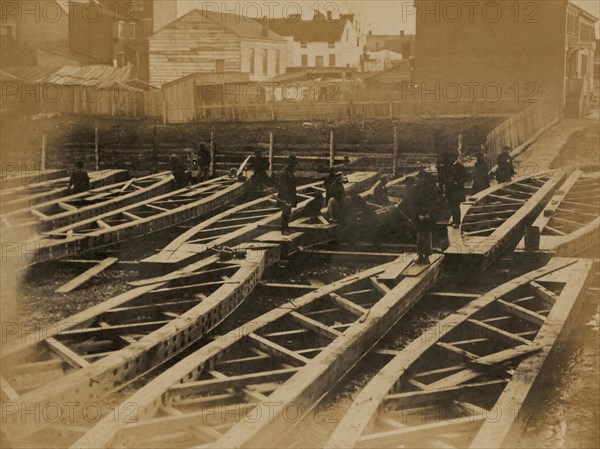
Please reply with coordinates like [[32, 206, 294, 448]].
[[414, 0, 597, 114]]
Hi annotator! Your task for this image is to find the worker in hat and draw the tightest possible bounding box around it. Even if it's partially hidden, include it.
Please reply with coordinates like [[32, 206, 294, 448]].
[[324, 171, 346, 222], [196, 142, 211, 181], [169, 154, 188, 189], [372, 174, 391, 206], [277, 155, 298, 235], [68, 160, 90, 194], [413, 169, 438, 264], [252, 148, 270, 190], [445, 151, 466, 228], [324, 167, 337, 203], [472, 152, 491, 193], [496, 146, 514, 183]]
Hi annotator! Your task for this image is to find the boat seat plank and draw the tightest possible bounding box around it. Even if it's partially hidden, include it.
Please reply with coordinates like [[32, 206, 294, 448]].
[[469, 344, 542, 368], [529, 282, 559, 307], [248, 333, 310, 366], [436, 342, 478, 361], [370, 277, 391, 295], [289, 311, 341, 339], [467, 319, 533, 346], [329, 293, 367, 316], [424, 367, 484, 390], [496, 299, 546, 326], [45, 337, 90, 369], [57, 202, 78, 211], [208, 370, 268, 404], [55, 257, 119, 293], [377, 258, 413, 282]]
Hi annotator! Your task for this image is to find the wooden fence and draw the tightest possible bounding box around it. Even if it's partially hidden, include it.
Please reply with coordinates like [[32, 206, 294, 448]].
[[485, 96, 562, 164], [192, 99, 524, 124]]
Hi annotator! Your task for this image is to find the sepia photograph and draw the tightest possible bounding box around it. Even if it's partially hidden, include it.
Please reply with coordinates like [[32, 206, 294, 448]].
[[0, 1, 598, 448]]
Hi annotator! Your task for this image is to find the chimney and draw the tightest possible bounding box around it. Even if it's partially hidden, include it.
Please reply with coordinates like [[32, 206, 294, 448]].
[[261, 16, 268, 37], [340, 13, 354, 23], [326, 10, 332, 21], [400, 30, 405, 37], [313, 10, 320, 21], [369, 30, 372, 36], [288, 13, 301, 22]]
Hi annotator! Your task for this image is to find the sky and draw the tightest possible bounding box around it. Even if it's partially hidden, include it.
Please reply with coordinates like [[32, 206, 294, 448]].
[[178, 0, 600, 35]]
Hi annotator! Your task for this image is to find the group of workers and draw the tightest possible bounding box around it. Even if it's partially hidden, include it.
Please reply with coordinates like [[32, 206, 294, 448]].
[[169, 143, 212, 189]]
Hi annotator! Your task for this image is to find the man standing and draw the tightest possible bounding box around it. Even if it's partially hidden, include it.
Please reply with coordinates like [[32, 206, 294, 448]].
[[197, 142, 212, 181], [445, 154, 466, 228], [412, 170, 438, 264], [277, 155, 297, 235], [169, 154, 188, 189], [251, 149, 270, 190], [68, 161, 90, 194], [472, 152, 490, 193], [496, 146, 514, 183], [324, 167, 337, 204], [324, 172, 346, 222]]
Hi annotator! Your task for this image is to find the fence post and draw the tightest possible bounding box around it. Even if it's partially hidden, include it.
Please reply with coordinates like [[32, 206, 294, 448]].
[[209, 131, 215, 177], [162, 100, 167, 125], [270, 99, 276, 122], [329, 129, 335, 168], [94, 127, 100, 171], [41, 133, 47, 172], [393, 127, 399, 178], [268, 131, 274, 179], [152, 125, 158, 173]]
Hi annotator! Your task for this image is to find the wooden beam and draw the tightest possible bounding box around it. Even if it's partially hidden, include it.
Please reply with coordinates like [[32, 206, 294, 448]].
[[329, 293, 367, 316], [290, 311, 341, 339], [46, 337, 90, 369], [467, 319, 533, 346], [167, 368, 297, 398], [370, 277, 391, 295], [428, 292, 480, 299], [530, 281, 559, 307], [0, 377, 18, 401], [248, 333, 309, 366], [469, 344, 542, 368], [55, 257, 119, 293], [496, 299, 546, 326]]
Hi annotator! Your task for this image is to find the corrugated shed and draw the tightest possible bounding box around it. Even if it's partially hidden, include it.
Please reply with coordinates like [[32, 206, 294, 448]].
[[3, 65, 132, 89]]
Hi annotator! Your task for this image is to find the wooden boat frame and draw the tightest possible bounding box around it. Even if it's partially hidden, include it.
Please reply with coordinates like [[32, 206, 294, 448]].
[[325, 257, 592, 449], [1, 169, 68, 190], [26, 176, 249, 264], [1, 172, 173, 239], [141, 172, 379, 274], [445, 170, 566, 269], [517, 169, 599, 257], [70, 253, 443, 449], [0, 169, 130, 213]]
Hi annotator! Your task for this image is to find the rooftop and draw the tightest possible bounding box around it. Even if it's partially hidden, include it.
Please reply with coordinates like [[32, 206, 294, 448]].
[[269, 13, 354, 43]]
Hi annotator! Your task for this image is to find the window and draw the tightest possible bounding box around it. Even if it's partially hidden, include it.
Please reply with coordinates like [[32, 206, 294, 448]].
[[328, 41, 335, 48], [301, 41, 307, 48], [263, 49, 268, 75], [301, 54, 308, 67], [315, 56, 324, 67], [275, 50, 280, 75], [249, 48, 255, 75], [215, 59, 225, 73], [329, 54, 336, 66]]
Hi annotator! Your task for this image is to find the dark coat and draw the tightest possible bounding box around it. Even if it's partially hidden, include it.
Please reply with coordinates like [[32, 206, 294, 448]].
[[277, 166, 297, 206], [445, 161, 466, 205], [472, 160, 491, 193], [372, 181, 390, 205], [496, 152, 514, 183], [69, 168, 90, 193], [324, 173, 336, 201]]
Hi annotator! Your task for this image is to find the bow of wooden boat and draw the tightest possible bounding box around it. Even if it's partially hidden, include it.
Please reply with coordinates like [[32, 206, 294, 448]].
[[324, 257, 592, 449]]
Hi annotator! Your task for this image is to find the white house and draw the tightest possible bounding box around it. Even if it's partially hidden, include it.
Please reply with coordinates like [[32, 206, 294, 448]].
[[269, 11, 364, 69]]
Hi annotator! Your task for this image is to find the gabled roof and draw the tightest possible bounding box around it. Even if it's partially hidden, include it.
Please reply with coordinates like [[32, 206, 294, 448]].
[[268, 17, 352, 42], [155, 9, 285, 41]]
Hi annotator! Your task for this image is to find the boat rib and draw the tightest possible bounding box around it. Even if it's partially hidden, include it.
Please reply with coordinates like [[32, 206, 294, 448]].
[[325, 257, 592, 449], [70, 253, 443, 449], [445, 170, 566, 268]]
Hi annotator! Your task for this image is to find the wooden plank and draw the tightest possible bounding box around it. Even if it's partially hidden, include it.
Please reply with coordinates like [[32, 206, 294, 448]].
[[469, 344, 542, 368], [467, 319, 533, 346], [428, 292, 480, 299], [248, 333, 310, 366], [496, 299, 546, 326], [260, 282, 316, 290], [55, 258, 119, 293], [167, 368, 297, 398], [289, 312, 341, 339], [0, 377, 18, 401], [370, 277, 391, 295], [529, 281, 558, 306], [58, 201, 78, 211], [46, 337, 90, 369], [329, 293, 367, 316]]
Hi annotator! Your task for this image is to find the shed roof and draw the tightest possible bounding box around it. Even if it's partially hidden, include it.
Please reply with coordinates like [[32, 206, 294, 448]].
[[3, 65, 133, 89], [155, 9, 285, 41], [269, 16, 351, 42]]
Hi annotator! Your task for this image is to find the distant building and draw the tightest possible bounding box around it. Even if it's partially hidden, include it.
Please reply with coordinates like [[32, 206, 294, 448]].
[[414, 0, 597, 115], [269, 11, 364, 69], [148, 9, 288, 87], [69, 0, 178, 82], [0, 0, 70, 66], [365, 31, 415, 59]]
